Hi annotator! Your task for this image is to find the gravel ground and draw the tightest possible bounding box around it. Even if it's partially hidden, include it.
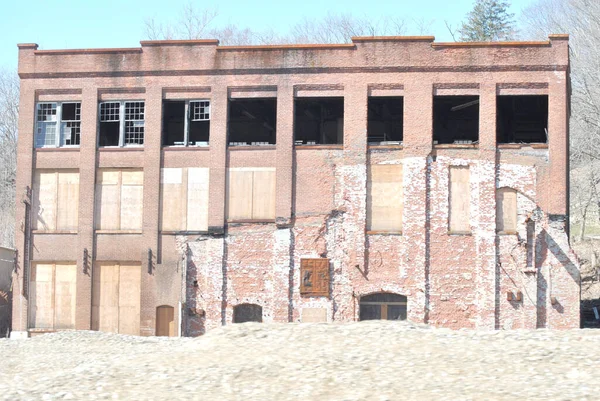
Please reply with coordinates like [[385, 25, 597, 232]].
[[1, 322, 599, 400]]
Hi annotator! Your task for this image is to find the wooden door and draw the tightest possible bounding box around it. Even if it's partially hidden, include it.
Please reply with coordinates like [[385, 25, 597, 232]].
[[156, 305, 175, 336]]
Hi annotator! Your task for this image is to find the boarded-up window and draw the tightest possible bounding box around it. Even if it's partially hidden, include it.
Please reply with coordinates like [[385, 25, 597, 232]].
[[497, 188, 517, 233], [160, 168, 209, 232], [33, 170, 79, 231], [367, 164, 403, 232], [95, 169, 143, 231], [29, 262, 76, 329], [92, 262, 141, 335], [300, 258, 330, 298], [449, 166, 471, 233], [226, 168, 275, 221]]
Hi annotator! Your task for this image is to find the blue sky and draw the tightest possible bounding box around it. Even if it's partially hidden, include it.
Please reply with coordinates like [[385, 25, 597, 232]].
[[1, 0, 537, 70]]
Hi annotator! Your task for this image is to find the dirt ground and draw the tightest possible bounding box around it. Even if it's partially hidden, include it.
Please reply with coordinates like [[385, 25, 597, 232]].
[[1, 321, 599, 400]]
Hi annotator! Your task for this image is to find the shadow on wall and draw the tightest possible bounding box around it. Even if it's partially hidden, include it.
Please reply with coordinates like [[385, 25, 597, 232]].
[[0, 247, 15, 338]]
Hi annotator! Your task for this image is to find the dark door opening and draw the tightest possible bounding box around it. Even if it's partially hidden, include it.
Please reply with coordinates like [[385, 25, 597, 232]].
[[233, 303, 263, 323]]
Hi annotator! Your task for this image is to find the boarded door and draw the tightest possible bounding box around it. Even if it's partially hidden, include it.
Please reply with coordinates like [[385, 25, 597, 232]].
[[29, 262, 76, 329], [367, 164, 403, 232], [156, 305, 175, 336], [92, 262, 141, 335]]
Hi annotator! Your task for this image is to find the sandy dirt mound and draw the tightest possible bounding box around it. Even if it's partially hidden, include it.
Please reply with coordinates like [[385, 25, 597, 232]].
[[1, 321, 599, 400]]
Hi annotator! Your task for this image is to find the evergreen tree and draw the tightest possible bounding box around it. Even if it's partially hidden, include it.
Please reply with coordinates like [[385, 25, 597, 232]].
[[458, 0, 516, 41]]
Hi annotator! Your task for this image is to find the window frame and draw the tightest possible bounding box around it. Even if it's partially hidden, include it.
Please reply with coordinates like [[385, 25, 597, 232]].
[[98, 100, 146, 147], [163, 99, 210, 147], [35, 101, 82, 148]]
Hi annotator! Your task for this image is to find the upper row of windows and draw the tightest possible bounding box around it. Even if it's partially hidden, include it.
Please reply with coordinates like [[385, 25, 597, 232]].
[[35, 95, 549, 149]]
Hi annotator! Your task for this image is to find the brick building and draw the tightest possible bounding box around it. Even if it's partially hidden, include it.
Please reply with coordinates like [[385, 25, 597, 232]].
[[11, 35, 580, 338]]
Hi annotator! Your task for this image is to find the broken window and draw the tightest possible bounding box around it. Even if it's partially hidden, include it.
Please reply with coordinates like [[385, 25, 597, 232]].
[[359, 293, 407, 321], [228, 99, 276, 146], [448, 166, 471, 234], [95, 169, 143, 231], [497, 187, 517, 234], [163, 100, 210, 146], [294, 98, 344, 145], [160, 168, 209, 232], [35, 102, 81, 148], [99, 101, 145, 146], [226, 168, 275, 221], [368, 97, 403, 144], [367, 164, 403, 232], [300, 258, 330, 297], [233, 304, 263, 323], [32, 170, 79, 231], [433, 96, 479, 145], [497, 95, 548, 143], [29, 262, 77, 330]]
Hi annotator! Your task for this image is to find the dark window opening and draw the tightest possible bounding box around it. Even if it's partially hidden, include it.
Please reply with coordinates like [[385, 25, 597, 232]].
[[228, 99, 276, 146], [368, 97, 403, 144], [99, 102, 121, 147], [163, 101, 185, 146], [359, 292, 407, 321], [497, 95, 548, 143], [233, 303, 263, 323], [294, 97, 344, 145], [433, 96, 479, 145], [163, 100, 210, 147]]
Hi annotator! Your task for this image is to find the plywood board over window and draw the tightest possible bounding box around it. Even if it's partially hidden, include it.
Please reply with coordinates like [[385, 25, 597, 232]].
[[160, 167, 209, 232], [92, 262, 141, 335], [497, 187, 517, 234], [33, 170, 79, 231], [29, 262, 77, 330], [226, 168, 275, 221], [95, 169, 143, 231], [367, 164, 403, 232], [449, 166, 471, 234]]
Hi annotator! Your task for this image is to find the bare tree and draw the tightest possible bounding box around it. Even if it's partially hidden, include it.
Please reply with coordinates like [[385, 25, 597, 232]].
[[143, 6, 406, 45], [0, 69, 18, 248]]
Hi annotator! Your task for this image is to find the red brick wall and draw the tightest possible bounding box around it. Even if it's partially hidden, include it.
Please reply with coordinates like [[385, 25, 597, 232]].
[[12, 36, 579, 335]]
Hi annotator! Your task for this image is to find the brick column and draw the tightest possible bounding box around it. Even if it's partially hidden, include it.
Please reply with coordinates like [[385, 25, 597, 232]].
[[402, 82, 432, 322], [275, 83, 294, 226], [547, 78, 568, 216], [11, 79, 36, 335], [76, 86, 98, 330], [475, 82, 498, 329], [140, 86, 162, 335], [336, 83, 368, 320], [207, 83, 228, 233]]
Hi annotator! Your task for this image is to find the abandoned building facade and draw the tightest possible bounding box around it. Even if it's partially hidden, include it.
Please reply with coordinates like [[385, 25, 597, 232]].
[[11, 35, 579, 338]]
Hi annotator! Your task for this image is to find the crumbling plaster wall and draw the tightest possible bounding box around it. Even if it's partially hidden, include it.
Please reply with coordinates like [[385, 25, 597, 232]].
[[180, 147, 579, 334]]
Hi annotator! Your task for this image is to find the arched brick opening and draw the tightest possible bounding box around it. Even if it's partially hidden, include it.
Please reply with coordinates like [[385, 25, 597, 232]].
[[359, 293, 407, 321], [233, 303, 263, 323]]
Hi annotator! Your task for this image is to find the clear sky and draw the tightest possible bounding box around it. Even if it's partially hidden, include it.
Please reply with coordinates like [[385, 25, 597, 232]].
[[0, 0, 537, 70]]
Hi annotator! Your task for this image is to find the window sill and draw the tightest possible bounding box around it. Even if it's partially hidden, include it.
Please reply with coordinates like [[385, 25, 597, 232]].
[[35, 147, 80, 152], [366, 230, 402, 235], [368, 144, 403, 150], [434, 144, 478, 149], [295, 144, 343, 150], [163, 146, 210, 151], [497, 231, 518, 235], [228, 145, 276, 150], [497, 143, 548, 149], [227, 219, 276, 224], [31, 230, 77, 235], [448, 231, 472, 236], [161, 230, 209, 235], [98, 147, 144, 151], [95, 230, 143, 234]]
